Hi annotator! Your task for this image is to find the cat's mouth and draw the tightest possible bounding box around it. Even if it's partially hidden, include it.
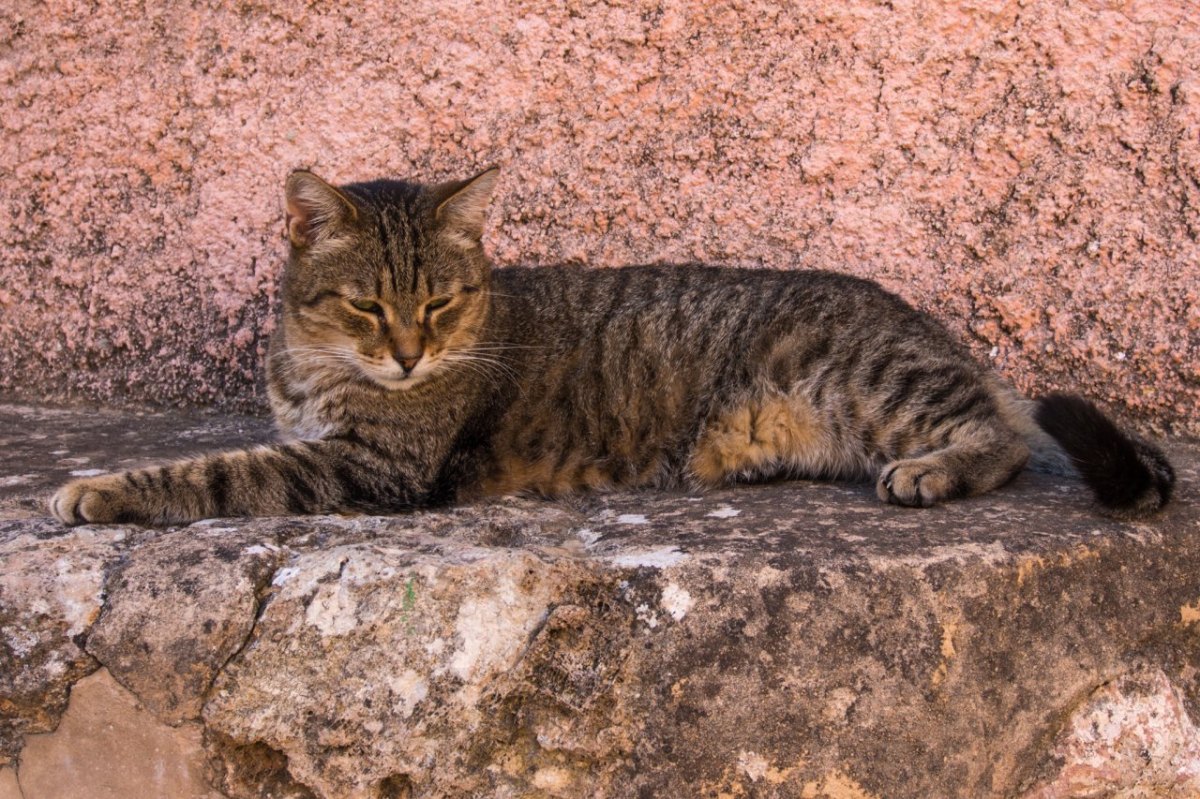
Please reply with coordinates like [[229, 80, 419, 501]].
[[361, 355, 441, 390]]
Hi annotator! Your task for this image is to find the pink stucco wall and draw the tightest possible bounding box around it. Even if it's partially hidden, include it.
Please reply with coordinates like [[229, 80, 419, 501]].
[[1, 1, 1197, 433]]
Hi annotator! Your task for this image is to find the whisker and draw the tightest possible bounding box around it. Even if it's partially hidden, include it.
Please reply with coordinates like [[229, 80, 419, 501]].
[[269, 349, 364, 379], [463, 345, 544, 354], [443, 358, 509, 390], [441, 352, 524, 393]]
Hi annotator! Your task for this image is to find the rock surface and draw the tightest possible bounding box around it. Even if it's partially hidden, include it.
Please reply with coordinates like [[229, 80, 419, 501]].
[[1, 402, 1199, 798], [1, 0, 1197, 433]]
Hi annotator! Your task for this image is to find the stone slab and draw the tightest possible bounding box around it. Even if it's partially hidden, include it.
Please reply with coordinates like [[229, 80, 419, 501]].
[[1, 404, 1198, 797]]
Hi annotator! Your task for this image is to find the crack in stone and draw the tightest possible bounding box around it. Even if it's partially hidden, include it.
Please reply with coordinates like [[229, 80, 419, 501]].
[[197, 554, 309, 797], [204, 552, 288, 704]]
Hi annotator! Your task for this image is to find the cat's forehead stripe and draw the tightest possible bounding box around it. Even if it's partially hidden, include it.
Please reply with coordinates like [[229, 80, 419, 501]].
[[410, 239, 421, 295], [377, 213, 392, 276], [374, 204, 411, 301]]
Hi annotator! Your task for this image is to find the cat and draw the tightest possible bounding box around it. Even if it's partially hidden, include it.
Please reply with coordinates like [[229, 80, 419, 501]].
[[50, 167, 1175, 527]]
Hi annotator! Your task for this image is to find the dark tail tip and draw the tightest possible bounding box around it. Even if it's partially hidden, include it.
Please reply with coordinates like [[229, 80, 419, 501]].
[[1034, 393, 1174, 519]]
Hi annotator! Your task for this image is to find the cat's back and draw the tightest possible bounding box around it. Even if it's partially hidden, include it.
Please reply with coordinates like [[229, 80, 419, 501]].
[[493, 262, 887, 306], [491, 263, 947, 355]]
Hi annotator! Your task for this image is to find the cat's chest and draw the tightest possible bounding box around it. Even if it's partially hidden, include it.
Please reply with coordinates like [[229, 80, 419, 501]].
[[271, 383, 367, 442], [274, 397, 339, 442], [273, 382, 473, 449]]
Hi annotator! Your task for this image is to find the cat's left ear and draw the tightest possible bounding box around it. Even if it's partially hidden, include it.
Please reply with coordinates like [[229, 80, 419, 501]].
[[435, 167, 499, 248]]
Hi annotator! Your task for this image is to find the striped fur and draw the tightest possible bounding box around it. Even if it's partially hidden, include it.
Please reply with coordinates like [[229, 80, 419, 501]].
[[51, 170, 1174, 525]]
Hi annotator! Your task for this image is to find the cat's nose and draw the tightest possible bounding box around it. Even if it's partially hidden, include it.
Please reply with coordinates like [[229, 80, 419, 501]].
[[392, 330, 424, 374], [394, 352, 422, 373]]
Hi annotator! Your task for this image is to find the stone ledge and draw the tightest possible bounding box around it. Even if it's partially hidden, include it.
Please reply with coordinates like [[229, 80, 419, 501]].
[[1, 403, 1198, 799]]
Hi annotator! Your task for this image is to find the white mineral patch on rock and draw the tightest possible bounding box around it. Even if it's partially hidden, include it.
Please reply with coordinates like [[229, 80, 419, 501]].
[[304, 569, 358, 637], [661, 583, 694, 621], [533, 766, 574, 792], [68, 468, 105, 477], [738, 750, 770, 782], [607, 546, 688, 569], [276, 550, 356, 600], [0, 473, 37, 487], [447, 565, 553, 683], [706, 505, 741, 519], [615, 513, 649, 525], [271, 566, 299, 586], [8, 629, 39, 657], [635, 603, 660, 629], [576, 528, 601, 545], [387, 668, 429, 718], [53, 556, 106, 637]]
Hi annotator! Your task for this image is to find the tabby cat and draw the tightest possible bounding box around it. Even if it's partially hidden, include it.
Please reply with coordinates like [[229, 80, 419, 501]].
[[51, 168, 1175, 526]]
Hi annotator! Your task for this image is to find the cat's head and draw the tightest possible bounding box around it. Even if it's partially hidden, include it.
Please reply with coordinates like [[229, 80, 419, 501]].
[[279, 168, 498, 390]]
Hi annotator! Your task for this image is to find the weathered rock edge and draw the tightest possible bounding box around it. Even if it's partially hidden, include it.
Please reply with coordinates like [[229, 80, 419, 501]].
[[2, 404, 1199, 798]]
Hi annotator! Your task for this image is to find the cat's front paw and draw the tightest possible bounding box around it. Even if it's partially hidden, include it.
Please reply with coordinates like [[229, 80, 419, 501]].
[[50, 474, 135, 525], [877, 460, 956, 508]]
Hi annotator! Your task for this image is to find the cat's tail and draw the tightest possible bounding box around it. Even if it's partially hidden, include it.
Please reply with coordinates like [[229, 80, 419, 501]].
[[1032, 392, 1175, 519]]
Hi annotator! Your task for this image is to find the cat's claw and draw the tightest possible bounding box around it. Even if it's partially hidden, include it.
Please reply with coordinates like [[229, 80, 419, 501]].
[[877, 460, 954, 508]]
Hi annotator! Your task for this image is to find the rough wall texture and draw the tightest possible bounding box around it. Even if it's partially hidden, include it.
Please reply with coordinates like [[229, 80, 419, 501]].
[[1, 0, 1197, 431]]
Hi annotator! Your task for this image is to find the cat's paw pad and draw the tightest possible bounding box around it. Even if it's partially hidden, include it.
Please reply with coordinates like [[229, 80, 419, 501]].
[[50, 475, 131, 525], [877, 460, 955, 508]]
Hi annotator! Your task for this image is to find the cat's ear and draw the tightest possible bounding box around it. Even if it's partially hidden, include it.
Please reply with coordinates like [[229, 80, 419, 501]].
[[284, 170, 358, 247], [434, 167, 499, 248]]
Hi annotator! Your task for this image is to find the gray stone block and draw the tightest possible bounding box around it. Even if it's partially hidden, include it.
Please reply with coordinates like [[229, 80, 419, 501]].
[[1, 404, 1198, 797]]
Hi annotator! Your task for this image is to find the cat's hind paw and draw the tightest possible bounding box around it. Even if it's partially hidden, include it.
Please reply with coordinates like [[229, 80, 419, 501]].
[[50, 474, 131, 525], [877, 460, 957, 508]]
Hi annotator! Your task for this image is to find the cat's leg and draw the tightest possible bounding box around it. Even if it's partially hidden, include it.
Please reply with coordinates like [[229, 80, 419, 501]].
[[50, 437, 431, 526], [689, 391, 841, 485], [876, 417, 1029, 508]]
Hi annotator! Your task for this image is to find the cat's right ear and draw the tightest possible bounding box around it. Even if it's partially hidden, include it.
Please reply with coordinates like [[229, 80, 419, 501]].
[[434, 167, 500, 249], [284, 170, 358, 247]]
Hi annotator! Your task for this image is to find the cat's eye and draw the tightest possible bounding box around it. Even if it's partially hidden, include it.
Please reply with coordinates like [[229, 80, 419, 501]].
[[424, 297, 451, 314], [349, 299, 384, 316]]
